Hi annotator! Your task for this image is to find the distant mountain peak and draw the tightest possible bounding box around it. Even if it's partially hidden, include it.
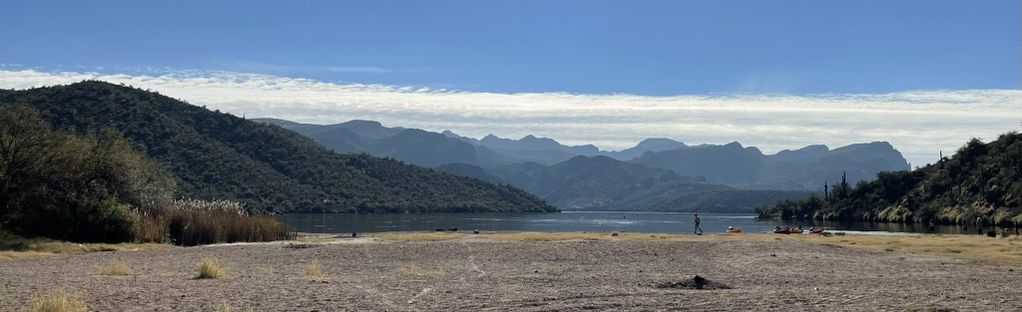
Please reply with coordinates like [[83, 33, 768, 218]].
[[340, 119, 384, 127], [770, 144, 831, 162], [637, 138, 685, 146], [801, 144, 830, 151], [834, 141, 898, 152]]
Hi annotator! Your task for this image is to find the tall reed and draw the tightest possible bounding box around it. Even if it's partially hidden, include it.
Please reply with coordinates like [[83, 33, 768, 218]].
[[135, 199, 294, 246]]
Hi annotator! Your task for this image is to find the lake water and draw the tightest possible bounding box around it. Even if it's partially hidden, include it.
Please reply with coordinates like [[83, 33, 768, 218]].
[[278, 211, 1013, 235]]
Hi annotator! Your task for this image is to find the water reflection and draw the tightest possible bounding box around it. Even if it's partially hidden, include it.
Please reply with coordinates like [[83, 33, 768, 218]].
[[277, 211, 1016, 235]]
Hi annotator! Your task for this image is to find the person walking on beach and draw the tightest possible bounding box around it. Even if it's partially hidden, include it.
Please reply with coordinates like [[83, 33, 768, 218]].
[[693, 214, 703, 235]]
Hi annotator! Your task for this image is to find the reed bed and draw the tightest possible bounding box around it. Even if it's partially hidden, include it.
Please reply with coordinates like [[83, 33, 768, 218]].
[[135, 199, 294, 246]]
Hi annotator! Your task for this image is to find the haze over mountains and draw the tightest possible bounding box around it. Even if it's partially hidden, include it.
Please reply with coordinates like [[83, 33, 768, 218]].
[[257, 118, 910, 211], [632, 141, 909, 190]]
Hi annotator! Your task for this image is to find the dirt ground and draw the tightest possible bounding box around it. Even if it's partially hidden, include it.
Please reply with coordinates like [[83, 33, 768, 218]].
[[1, 233, 1019, 311]]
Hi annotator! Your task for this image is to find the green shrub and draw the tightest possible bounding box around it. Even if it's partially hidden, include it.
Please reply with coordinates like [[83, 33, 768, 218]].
[[0, 106, 171, 243]]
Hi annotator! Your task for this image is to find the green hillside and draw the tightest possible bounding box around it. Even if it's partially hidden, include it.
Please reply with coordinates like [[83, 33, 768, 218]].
[[0, 81, 556, 214], [758, 133, 1022, 226]]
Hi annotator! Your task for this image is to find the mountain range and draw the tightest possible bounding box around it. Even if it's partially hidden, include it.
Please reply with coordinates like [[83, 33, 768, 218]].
[[0, 82, 556, 214], [632, 141, 909, 190], [439, 156, 806, 212], [257, 118, 908, 211], [0, 81, 910, 215], [259, 118, 909, 187]]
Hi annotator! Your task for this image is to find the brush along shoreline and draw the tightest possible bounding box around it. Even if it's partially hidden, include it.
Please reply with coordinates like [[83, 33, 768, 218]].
[[2, 232, 1019, 311]]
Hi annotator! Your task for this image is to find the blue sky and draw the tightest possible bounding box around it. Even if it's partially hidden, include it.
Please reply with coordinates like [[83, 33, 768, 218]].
[[2, 0, 1019, 95], [1, 1, 1020, 167]]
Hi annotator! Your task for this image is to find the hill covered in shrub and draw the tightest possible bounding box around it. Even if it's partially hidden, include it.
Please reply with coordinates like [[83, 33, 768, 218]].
[[757, 132, 1022, 226], [0, 81, 555, 214], [0, 105, 291, 243]]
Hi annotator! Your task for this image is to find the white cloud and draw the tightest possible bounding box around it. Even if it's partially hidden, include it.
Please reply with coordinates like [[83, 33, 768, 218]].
[[1, 69, 1020, 167]]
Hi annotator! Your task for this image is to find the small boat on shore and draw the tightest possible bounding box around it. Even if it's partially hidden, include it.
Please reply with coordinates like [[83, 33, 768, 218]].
[[726, 226, 743, 233]]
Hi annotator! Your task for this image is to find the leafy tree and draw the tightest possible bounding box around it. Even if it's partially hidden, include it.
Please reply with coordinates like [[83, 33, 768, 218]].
[[0, 105, 175, 242]]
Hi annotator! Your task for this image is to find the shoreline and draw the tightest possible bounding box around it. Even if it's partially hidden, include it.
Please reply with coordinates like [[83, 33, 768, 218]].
[[278, 230, 1022, 265], [5, 231, 1018, 264], [278, 211, 1018, 237]]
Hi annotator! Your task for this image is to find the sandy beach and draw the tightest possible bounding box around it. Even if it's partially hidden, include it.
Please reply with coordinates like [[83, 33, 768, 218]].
[[2, 232, 1019, 311]]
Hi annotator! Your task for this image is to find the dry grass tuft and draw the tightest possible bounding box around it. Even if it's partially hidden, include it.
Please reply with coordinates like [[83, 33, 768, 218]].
[[25, 289, 87, 312], [197, 258, 227, 279], [295, 234, 341, 243], [260, 266, 275, 276], [375, 232, 463, 241], [399, 263, 443, 278], [98, 260, 133, 276], [214, 303, 255, 312], [0, 250, 56, 260], [303, 261, 324, 280]]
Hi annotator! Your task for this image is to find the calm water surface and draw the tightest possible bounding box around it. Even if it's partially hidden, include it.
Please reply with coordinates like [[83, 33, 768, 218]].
[[278, 211, 1008, 235]]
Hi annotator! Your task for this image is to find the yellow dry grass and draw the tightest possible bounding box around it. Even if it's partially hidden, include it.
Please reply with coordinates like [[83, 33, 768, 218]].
[[374, 232, 464, 241], [0, 250, 55, 260], [197, 258, 228, 279], [398, 263, 443, 278], [260, 266, 275, 276], [376, 231, 688, 242], [295, 235, 341, 243], [30, 241, 170, 254], [484, 232, 614, 241], [0, 238, 171, 261], [214, 303, 255, 312], [757, 233, 1022, 264], [303, 261, 325, 280], [97, 260, 133, 276], [376, 231, 1021, 264], [25, 289, 87, 312]]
